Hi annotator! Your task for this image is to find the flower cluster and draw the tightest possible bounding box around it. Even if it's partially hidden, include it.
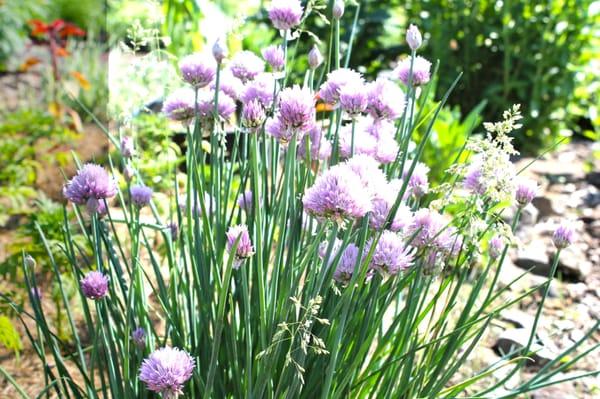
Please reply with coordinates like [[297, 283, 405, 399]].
[[139, 347, 195, 399], [63, 163, 117, 214]]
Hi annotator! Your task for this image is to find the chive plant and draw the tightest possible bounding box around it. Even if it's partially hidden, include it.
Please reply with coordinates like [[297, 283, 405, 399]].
[[6, 1, 599, 398]]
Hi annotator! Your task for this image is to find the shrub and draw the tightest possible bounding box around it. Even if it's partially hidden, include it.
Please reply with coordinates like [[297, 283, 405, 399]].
[[5, 3, 598, 398], [404, 0, 597, 153]]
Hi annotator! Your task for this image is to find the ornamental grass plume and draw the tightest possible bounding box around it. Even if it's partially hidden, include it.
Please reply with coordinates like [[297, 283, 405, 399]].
[[17, 13, 596, 399], [139, 347, 195, 399]]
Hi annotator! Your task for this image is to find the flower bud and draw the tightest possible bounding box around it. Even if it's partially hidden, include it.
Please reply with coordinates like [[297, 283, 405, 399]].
[[406, 24, 422, 51], [212, 38, 228, 63], [308, 45, 323, 69], [24, 254, 36, 268], [124, 165, 135, 182], [120, 136, 134, 158], [332, 0, 344, 20]]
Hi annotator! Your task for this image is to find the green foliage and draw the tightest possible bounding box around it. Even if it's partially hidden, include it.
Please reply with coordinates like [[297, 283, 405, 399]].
[[0, 110, 77, 226], [414, 78, 487, 184], [123, 113, 183, 191], [404, 0, 597, 153], [62, 37, 109, 121], [0, 316, 21, 357], [0, 0, 45, 70], [46, 0, 104, 33], [0, 198, 89, 280]]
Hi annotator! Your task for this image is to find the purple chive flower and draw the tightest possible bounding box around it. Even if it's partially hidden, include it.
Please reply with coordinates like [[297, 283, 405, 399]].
[[370, 183, 413, 231], [374, 133, 400, 164], [277, 85, 316, 133], [196, 90, 236, 121], [212, 38, 228, 63], [226, 225, 254, 266], [237, 190, 254, 212], [267, 0, 303, 31], [437, 227, 463, 256], [463, 161, 486, 195], [212, 70, 243, 100], [132, 327, 146, 348], [308, 45, 323, 69], [344, 154, 388, 195], [407, 208, 446, 248], [163, 88, 196, 122], [332, 0, 345, 19], [368, 231, 413, 275], [515, 177, 538, 207], [229, 51, 264, 83], [338, 123, 377, 159], [139, 347, 195, 399], [241, 74, 275, 108], [553, 222, 575, 249], [97, 200, 108, 217], [406, 24, 423, 51], [167, 222, 178, 241], [179, 53, 216, 88], [339, 81, 368, 116], [242, 99, 267, 130], [120, 136, 134, 158], [318, 68, 363, 105], [332, 243, 360, 283], [262, 45, 285, 71], [395, 56, 432, 86], [366, 78, 406, 121], [80, 271, 109, 300], [402, 161, 430, 198], [131, 185, 153, 207], [303, 163, 372, 222], [265, 117, 293, 144], [64, 164, 117, 213], [489, 235, 504, 259], [298, 125, 332, 161]]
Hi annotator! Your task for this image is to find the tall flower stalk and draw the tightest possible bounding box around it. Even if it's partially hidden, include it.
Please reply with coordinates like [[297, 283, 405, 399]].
[[6, 5, 598, 399]]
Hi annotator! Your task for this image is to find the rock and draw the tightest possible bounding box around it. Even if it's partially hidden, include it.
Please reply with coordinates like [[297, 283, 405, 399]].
[[585, 220, 600, 239], [514, 245, 550, 276], [520, 203, 540, 226], [532, 196, 564, 218], [586, 171, 600, 189], [531, 383, 578, 399], [494, 328, 555, 367], [498, 259, 547, 292], [500, 309, 535, 330], [566, 282, 589, 299], [557, 247, 592, 282]]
